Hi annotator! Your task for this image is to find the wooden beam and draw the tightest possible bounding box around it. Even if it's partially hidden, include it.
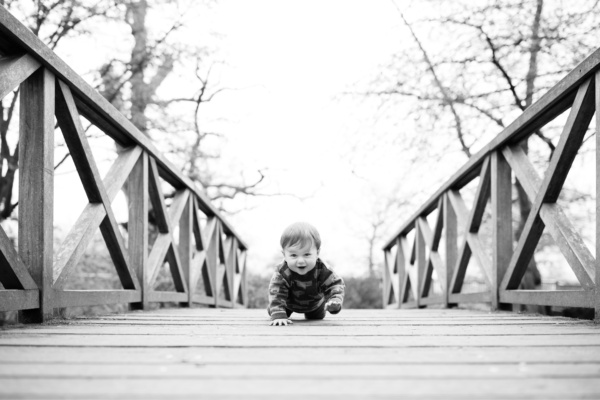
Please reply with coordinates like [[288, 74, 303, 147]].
[[596, 71, 600, 321], [491, 151, 513, 310], [18, 68, 54, 323], [53, 290, 141, 308], [128, 152, 149, 310], [443, 193, 457, 307], [0, 289, 38, 312], [0, 53, 40, 100], [500, 290, 594, 308], [448, 292, 491, 304]]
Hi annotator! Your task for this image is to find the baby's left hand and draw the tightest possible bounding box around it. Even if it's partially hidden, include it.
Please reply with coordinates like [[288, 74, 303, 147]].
[[325, 299, 341, 313]]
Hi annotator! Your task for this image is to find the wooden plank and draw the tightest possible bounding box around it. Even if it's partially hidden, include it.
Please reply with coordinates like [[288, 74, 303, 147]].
[[500, 290, 594, 308], [147, 291, 188, 303], [0, 289, 38, 311], [418, 295, 444, 306], [179, 196, 193, 305], [540, 78, 595, 203], [3, 362, 600, 379], [1, 345, 598, 364], [466, 233, 493, 287], [0, 53, 40, 100], [491, 151, 513, 310], [2, 332, 599, 347], [53, 290, 141, 308], [18, 68, 54, 323], [128, 152, 148, 310], [448, 292, 491, 304], [541, 203, 595, 288], [0, 224, 37, 290], [147, 158, 170, 233], [52, 203, 105, 288], [147, 234, 172, 287], [415, 220, 425, 306], [2, 377, 600, 399], [443, 193, 457, 307], [468, 155, 491, 233], [596, 70, 600, 321], [192, 293, 214, 306], [14, 323, 600, 336]]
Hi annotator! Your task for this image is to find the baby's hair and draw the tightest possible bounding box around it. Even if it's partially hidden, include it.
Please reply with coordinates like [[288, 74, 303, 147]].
[[280, 222, 321, 251]]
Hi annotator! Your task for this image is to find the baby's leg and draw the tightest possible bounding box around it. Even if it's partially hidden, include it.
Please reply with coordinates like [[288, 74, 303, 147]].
[[305, 304, 326, 320]]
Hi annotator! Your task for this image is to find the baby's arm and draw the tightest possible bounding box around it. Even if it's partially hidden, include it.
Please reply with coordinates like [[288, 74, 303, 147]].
[[322, 270, 345, 314], [268, 270, 292, 326]]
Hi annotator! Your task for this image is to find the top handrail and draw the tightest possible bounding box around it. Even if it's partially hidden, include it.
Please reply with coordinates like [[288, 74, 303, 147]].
[[0, 6, 247, 249], [383, 47, 600, 250]]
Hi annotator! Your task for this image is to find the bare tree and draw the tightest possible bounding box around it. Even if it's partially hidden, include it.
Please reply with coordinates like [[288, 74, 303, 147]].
[[362, 0, 600, 291]]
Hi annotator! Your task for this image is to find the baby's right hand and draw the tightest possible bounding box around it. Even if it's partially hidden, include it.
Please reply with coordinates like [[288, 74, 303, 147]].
[[270, 318, 293, 326]]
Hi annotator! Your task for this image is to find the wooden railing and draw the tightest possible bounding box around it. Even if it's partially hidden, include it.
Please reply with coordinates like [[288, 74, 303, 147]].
[[0, 7, 247, 322], [382, 47, 600, 319]]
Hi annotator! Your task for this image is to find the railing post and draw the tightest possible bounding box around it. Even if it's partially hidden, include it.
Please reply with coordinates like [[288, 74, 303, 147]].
[[179, 195, 193, 306], [416, 221, 425, 308], [18, 68, 55, 323], [491, 151, 513, 311], [443, 193, 457, 308], [595, 71, 600, 322], [129, 152, 148, 310]]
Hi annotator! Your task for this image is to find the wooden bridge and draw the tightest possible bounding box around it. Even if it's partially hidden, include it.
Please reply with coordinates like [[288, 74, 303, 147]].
[[1, 5, 600, 399]]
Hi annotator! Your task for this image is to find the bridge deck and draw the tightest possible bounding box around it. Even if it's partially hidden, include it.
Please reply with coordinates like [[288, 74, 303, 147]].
[[0, 308, 599, 399]]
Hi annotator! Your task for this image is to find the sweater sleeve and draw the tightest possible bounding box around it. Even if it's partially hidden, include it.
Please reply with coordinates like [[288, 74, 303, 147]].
[[321, 268, 345, 305], [268, 270, 290, 320]]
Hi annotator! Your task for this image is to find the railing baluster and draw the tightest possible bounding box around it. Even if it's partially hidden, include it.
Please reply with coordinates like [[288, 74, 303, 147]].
[[491, 151, 513, 311], [18, 68, 55, 323], [129, 152, 149, 310], [443, 193, 457, 308]]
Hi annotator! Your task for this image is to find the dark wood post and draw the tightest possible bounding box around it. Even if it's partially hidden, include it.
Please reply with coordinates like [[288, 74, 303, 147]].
[[179, 196, 193, 306], [491, 151, 513, 311], [18, 68, 55, 323], [129, 152, 148, 310], [415, 221, 425, 308], [594, 72, 600, 322], [444, 193, 457, 308]]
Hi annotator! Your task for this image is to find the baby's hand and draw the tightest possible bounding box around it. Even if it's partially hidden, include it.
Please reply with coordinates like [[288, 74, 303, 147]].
[[270, 318, 293, 326], [325, 300, 342, 313]]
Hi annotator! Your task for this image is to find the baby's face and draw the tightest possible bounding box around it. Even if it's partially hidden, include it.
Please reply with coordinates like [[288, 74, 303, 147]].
[[282, 242, 319, 275]]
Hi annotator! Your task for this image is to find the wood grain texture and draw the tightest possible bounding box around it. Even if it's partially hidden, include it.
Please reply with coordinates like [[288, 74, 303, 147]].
[[0, 309, 598, 399], [0, 53, 40, 100], [17, 68, 54, 322]]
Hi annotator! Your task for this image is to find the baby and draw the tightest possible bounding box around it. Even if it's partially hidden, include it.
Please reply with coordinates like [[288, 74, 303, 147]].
[[267, 222, 345, 326]]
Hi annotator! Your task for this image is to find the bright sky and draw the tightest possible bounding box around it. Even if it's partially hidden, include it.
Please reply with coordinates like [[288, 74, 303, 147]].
[[202, 1, 407, 276], [46, 0, 411, 279], [43, 0, 594, 284]]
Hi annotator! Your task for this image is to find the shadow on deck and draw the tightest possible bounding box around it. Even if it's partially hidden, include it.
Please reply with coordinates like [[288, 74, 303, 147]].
[[0, 308, 599, 399]]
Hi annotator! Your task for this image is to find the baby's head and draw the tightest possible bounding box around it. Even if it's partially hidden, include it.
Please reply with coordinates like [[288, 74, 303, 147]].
[[280, 222, 321, 275]]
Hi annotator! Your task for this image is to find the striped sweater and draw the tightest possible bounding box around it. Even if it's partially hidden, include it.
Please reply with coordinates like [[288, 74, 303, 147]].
[[268, 259, 345, 320]]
